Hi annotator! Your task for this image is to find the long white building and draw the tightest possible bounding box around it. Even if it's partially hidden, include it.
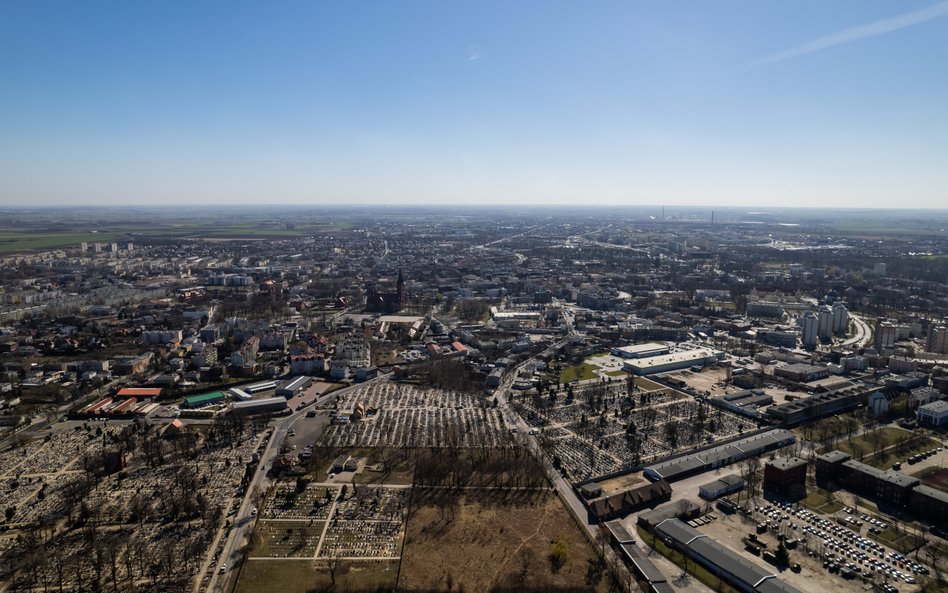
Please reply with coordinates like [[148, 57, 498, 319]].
[[622, 347, 723, 376]]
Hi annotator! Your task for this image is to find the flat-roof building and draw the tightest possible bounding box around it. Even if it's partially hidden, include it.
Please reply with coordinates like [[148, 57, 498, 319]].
[[644, 429, 795, 482], [183, 391, 226, 408], [917, 400, 948, 427], [277, 376, 312, 398], [231, 396, 288, 416], [624, 348, 724, 376], [698, 474, 744, 500], [763, 457, 807, 501], [116, 387, 163, 398], [652, 519, 804, 593], [611, 343, 670, 359], [766, 386, 869, 426]]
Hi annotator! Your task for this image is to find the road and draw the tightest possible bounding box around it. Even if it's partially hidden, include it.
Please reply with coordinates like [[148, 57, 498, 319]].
[[472, 223, 550, 249], [494, 341, 687, 592], [840, 313, 872, 348], [492, 347, 600, 537], [205, 375, 390, 593]]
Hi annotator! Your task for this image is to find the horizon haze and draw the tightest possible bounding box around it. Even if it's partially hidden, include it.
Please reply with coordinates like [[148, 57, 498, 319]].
[[1, 1, 947, 208]]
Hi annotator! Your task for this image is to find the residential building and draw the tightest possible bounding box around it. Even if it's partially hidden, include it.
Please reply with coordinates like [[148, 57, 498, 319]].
[[801, 311, 818, 349], [763, 457, 807, 500]]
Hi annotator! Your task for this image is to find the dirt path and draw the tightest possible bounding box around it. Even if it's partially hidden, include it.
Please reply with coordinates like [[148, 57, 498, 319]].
[[483, 501, 551, 592]]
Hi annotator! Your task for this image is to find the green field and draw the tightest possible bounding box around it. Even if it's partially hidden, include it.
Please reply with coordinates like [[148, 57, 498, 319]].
[[235, 559, 397, 593], [0, 222, 354, 252], [800, 489, 843, 514], [559, 362, 599, 383], [0, 232, 129, 252], [832, 427, 937, 468], [867, 525, 927, 555]]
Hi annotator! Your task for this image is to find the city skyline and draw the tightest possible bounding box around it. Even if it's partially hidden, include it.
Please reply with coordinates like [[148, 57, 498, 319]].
[[1, 1, 947, 208]]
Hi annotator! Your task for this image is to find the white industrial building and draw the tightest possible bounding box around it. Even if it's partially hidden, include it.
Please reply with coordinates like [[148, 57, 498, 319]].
[[622, 347, 723, 376], [611, 343, 670, 359], [277, 376, 312, 398]]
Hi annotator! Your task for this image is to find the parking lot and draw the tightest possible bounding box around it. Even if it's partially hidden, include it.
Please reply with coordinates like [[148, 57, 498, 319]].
[[695, 499, 925, 593]]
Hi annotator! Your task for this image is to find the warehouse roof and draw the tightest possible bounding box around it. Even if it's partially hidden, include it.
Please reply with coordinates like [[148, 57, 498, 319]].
[[117, 387, 163, 397], [232, 396, 287, 409], [656, 519, 774, 588], [756, 577, 807, 593], [629, 556, 667, 584], [184, 391, 225, 406], [644, 429, 795, 481], [881, 470, 920, 488]]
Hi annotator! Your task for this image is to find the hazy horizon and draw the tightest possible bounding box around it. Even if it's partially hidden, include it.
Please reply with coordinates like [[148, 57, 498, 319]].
[[2, 1, 947, 208]]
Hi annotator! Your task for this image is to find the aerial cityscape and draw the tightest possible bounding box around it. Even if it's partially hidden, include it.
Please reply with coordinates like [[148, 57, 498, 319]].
[[2, 1, 948, 593], [0, 206, 946, 593]]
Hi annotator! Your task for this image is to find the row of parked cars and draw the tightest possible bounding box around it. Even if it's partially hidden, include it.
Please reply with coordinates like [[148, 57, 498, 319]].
[[906, 446, 942, 465], [763, 501, 927, 586]]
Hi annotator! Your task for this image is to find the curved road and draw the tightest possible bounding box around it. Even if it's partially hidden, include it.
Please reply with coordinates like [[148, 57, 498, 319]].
[[840, 313, 872, 348]]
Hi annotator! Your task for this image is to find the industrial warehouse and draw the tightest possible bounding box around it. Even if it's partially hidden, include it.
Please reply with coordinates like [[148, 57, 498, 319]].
[[649, 519, 804, 593], [643, 429, 796, 482], [622, 346, 725, 375]]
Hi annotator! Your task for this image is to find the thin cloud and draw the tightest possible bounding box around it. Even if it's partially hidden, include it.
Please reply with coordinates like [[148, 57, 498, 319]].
[[468, 44, 481, 61], [750, 1, 948, 67]]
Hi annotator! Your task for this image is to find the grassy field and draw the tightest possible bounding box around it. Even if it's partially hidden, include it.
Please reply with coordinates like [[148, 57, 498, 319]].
[[398, 490, 609, 593], [235, 559, 397, 593], [0, 232, 128, 252], [633, 376, 669, 391], [304, 447, 416, 486], [800, 489, 844, 514], [559, 362, 599, 383], [831, 427, 936, 468], [868, 525, 927, 555], [0, 222, 354, 252]]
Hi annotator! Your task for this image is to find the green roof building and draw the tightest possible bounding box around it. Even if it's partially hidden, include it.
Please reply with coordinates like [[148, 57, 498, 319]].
[[183, 391, 226, 408]]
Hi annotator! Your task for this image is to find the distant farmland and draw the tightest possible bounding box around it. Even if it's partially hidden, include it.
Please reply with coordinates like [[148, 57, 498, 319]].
[[0, 222, 353, 252]]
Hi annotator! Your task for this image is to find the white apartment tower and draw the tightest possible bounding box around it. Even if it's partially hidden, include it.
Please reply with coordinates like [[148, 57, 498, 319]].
[[802, 311, 819, 350], [817, 305, 833, 340], [832, 302, 849, 335]]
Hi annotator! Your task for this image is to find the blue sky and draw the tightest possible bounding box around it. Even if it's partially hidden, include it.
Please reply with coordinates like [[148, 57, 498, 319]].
[[1, 1, 946, 208]]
